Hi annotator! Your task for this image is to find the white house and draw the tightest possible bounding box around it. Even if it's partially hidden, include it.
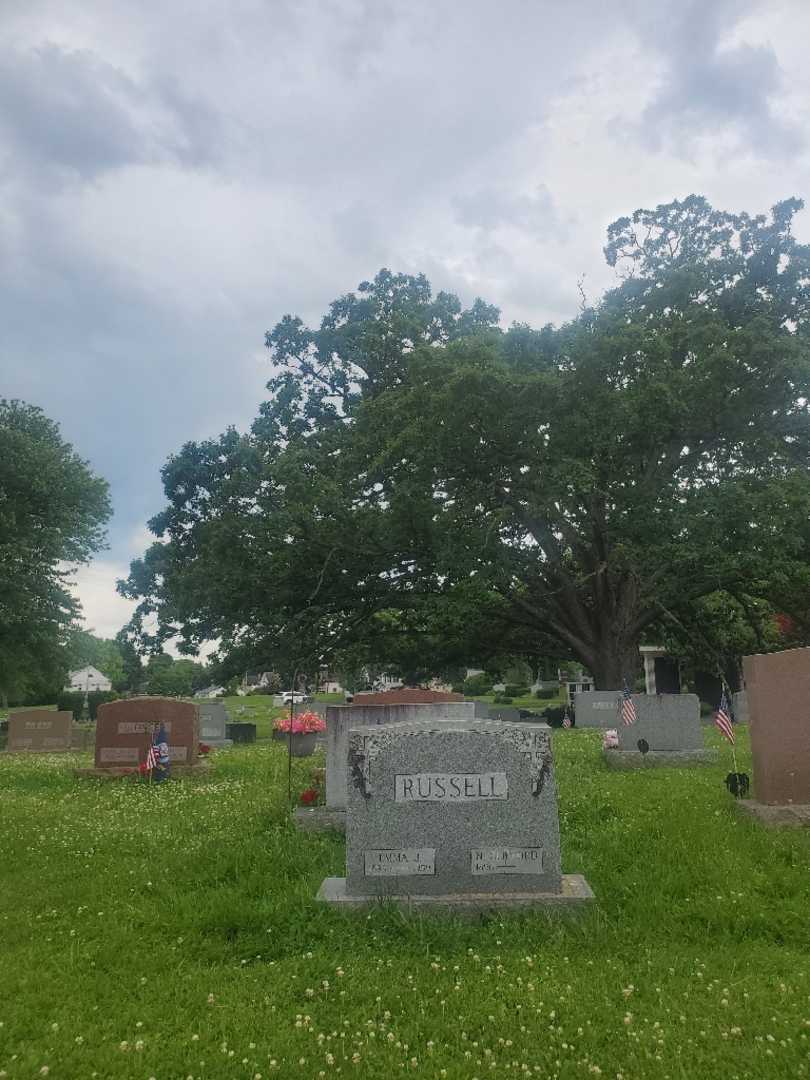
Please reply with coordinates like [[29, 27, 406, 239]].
[[65, 665, 112, 692]]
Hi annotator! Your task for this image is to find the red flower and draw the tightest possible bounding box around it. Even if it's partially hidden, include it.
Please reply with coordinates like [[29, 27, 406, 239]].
[[199, 743, 211, 755], [299, 787, 319, 806], [138, 762, 149, 774]]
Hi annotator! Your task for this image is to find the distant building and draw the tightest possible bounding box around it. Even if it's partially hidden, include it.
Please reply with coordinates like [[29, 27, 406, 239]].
[[65, 665, 112, 692], [240, 672, 276, 693], [194, 685, 225, 699]]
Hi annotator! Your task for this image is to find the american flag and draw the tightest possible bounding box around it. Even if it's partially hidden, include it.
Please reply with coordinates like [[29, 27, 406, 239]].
[[620, 681, 637, 726], [562, 706, 572, 729], [144, 741, 158, 770], [714, 688, 735, 744]]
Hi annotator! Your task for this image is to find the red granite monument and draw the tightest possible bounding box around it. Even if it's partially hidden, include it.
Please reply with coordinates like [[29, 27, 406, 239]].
[[7, 709, 73, 752], [352, 688, 464, 706], [740, 647, 810, 825], [83, 697, 201, 775]]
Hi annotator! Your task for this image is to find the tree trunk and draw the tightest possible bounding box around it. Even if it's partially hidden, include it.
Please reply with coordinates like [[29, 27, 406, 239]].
[[589, 640, 640, 691]]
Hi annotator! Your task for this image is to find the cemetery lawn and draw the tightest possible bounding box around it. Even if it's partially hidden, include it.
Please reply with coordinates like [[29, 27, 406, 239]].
[[2, 729, 809, 1080]]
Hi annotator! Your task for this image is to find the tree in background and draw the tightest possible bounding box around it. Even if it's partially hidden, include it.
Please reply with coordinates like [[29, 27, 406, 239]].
[[143, 653, 207, 697], [0, 401, 110, 706], [121, 199, 810, 688], [65, 629, 126, 690]]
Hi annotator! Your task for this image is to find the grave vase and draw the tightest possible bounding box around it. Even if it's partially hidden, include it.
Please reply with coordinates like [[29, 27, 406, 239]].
[[289, 732, 317, 757]]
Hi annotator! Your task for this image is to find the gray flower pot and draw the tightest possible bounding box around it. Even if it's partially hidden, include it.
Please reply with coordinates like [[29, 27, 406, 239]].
[[288, 732, 317, 757]]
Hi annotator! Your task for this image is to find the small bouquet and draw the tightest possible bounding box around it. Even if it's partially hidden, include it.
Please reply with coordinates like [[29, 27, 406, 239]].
[[274, 711, 326, 734], [602, 728, 619, 750], [198, 743, 211, 755]]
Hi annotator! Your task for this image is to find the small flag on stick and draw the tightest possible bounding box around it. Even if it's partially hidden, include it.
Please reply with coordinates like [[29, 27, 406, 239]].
[[714, 688, 735, 744], [562, 706, 572, 729], [144, 742, 158, 770], [620, 680, 637, 726]]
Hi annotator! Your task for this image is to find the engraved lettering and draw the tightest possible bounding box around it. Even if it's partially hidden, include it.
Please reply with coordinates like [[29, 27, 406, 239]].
[[395, 773, 508, 802], [364, 849, 436, 876], [470, 848, 544, 875]]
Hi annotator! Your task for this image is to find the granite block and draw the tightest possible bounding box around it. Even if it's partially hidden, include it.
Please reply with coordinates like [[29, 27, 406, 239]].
[[317, 873, 595, 913], [743, 647, 810, 805], [325, 702, 476, 810], [574, 692, 622, 728], [343, 719, 568, 898], [199, 701, 233, 747], [735, 800, 810, 827], [616, 694, 702, 752], [95, 697, 199, 769], [293, 807, 347, 832], [6, 710, 73, 752]]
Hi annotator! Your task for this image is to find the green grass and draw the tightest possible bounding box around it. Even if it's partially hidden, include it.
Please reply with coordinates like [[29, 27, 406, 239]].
[[2, 727, 810, 1079]]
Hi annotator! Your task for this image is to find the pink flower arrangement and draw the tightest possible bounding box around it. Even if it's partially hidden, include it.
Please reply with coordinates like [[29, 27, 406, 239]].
[[602, 728, 619, 749], [274, 711, 326, 734]]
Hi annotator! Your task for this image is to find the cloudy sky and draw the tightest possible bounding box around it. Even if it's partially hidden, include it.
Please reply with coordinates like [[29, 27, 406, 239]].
[[3, 0, 810, 647]]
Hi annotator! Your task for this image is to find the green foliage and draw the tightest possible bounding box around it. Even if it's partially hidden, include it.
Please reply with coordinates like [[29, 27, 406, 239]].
[[0, 401, 110, 704], [541, 704, 569, 726], [122, 199, 810, 689], [143, 654, 207, 698], [492, 693, 513, 704], [462, 673, 494, 696], [534, 687, 557, 699], [56, 690, 86, 719], [86, 691, 118, 720], [504, 683, 529, 698]]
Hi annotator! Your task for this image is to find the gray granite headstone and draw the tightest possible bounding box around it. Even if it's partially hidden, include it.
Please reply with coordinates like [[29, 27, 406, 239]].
[[317, 718, 594, 910], [487, 706, 520, 723], [325, 702, 476, 811], [616, 693, 702, 751], [472, 699, 490, 719], [574, 691, 622, 728], [732, 690, 749, 726], [199, 701, 232, 747]]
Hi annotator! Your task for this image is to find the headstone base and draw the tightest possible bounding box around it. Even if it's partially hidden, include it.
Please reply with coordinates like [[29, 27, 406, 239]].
[[603, 748, 718, 769], [316, 874, 595, 913], [735, 800, 810, 827], [293, 807, 346, 832], [74, 762, 210, 780]]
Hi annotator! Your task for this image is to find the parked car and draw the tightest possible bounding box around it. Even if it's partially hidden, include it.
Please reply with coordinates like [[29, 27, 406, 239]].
[[280, 691, 310, 704]]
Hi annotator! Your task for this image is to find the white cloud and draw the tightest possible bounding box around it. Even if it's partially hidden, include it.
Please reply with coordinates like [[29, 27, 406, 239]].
[[68, 560, 136, 641], [5, 0, 810, 650]]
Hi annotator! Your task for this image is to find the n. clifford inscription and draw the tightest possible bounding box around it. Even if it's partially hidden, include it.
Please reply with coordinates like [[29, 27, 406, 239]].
[[471, 848, 544, 874], [395, 772, 508, 802]]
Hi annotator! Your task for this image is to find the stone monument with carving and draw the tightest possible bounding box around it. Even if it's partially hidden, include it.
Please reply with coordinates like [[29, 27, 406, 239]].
[[317, 718, 594, 911]]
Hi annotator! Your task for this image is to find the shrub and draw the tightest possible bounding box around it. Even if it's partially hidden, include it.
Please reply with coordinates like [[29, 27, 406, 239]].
[[492, 694, 513, 705], [504, 684, 529, 698], [463, 673, 494, 696], [56, 691, 86, 719], [542, 705, 570, 728], [534, 687, 557, 700], [86, 691, 118, 720]]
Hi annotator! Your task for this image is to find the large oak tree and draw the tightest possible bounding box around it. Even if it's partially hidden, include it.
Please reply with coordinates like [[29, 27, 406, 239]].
[[121, 197, 810, 687]]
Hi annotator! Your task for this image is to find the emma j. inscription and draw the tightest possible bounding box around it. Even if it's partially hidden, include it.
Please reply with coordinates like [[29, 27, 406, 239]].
[[395, 773, 508, 802], [471, 848, 544, 874], [364, 849, 436, 876]]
